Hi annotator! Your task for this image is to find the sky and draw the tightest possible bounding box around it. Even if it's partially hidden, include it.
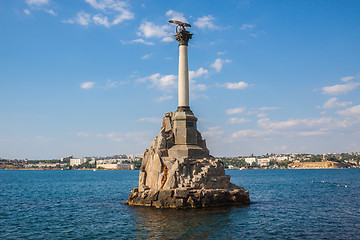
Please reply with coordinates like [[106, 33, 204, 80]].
[[1, 0, 360, 159]]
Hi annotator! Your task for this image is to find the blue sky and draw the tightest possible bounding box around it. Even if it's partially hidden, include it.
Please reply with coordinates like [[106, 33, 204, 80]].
[[1, 0, 360, 159]]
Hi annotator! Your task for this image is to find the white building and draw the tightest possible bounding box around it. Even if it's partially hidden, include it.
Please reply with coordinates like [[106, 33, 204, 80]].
[[70, 158, 87, 166], [96, 163, 134, 170], [61, 155, 73, 162], [273, 156, 288, 162], [258, 158, 270, 167], [244, 157, 258, 165]]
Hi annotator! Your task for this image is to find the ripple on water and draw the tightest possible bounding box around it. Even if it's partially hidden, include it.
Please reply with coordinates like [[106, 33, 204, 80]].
[[0, 169, 359, 239]]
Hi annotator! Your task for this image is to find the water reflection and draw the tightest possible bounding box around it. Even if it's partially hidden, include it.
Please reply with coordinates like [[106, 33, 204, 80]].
[[131, 206, 250, 239]]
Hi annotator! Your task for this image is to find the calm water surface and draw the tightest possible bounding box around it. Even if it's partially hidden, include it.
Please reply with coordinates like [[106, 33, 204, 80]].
[[0, 169, 359, 239]]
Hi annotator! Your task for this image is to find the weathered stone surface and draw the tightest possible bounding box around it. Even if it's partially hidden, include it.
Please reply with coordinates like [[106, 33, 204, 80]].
[[126, 111, 250, 209], [146, 154, 163, 189], [127, 187, 250, 209], [174, 188, 189, 198]]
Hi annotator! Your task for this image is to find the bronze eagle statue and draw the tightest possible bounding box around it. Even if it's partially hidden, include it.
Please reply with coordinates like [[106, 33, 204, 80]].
[[168, 20, 191, 33]]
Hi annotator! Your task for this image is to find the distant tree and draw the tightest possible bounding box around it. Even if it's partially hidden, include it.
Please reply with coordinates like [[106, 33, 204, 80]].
[[269, 160, 277, 166], [133, 159, 142, 169]]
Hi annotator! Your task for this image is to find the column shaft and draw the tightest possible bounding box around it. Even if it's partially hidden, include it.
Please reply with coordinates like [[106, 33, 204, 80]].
[[178, 45, 189, 107]]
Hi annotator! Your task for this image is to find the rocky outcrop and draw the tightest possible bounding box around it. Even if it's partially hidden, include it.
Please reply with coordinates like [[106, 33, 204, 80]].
[[126, 112, 250, 209], [127, 187, 250, 208]]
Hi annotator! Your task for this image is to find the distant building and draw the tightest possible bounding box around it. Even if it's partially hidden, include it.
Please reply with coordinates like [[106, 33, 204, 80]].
[[258, 158, 270, 167], [96, 159, 132, 164], [70, 158, 87, 166], [61, 155, 73, 162], [273, 156, 288, 162], [96, 163, 134, 170], [126, 154, 134, 160], [244, 157, 258, 165]]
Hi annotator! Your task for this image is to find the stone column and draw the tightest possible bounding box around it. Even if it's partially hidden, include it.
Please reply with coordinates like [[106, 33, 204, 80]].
[[175, 29, 192, 110], [178, 45, 189, 107]]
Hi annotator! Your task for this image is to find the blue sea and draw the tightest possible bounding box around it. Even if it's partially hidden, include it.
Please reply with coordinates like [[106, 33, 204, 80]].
[[0, 169, 359, 239]]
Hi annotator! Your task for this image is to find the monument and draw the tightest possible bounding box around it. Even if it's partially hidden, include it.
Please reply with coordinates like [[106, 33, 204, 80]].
[[126, 20, 250, 208]]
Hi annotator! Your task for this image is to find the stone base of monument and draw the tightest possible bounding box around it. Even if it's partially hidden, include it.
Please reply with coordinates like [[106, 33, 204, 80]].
[[125, 112, 250, 209], [127, 185, 250, 209]]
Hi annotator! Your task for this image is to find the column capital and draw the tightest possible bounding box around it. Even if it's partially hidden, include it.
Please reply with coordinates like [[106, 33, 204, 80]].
[[174, 30, 193, 46]]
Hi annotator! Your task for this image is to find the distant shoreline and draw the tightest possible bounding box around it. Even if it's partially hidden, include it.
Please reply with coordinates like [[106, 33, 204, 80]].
[[0, 168, 135, 171], [2, 167, 358, 171]]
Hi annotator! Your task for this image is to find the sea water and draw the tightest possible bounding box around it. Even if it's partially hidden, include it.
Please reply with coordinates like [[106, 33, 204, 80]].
[[0, 169, 359, 239]]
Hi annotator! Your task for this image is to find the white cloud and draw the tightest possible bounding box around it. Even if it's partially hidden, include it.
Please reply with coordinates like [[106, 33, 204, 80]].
[[232, 117, 334, 138], [337, 105, 360, 117], [202, 127, 224, 138], [64, 0, 134, 27], [194, 15, 219, 30], [141, 54, 152, 60], [249, 31, 266, 38], [189, 67, 208, 80], [44, 9, 57, 16], [107, 130, 154, 143], [137, 117, 162, 123], [77, 130, 154, 144], [217, 51, 226, 55], [322, 82, 360, 95], [77, 132, 90, 137], [188, 67, 208, 91], [226, 107, 246, 115], [24, 9, 31, 15], [138, 22, 172, 42], [211, 58, 223, 72], [258, 106, 279, 111], [105, 79, 125, 89], [257, 113, 267, 118], [85, 0, 134, 24], [105, 132, 122, 142], [323, 97, 352, 109], [232, 129, 272, 138], [223, 81, 249, 89], [93, 14, 110, 27], [341, 76, 355, 82], [191, 93, 209, 100], [240, 24, 255, 30], [112, 10, 134, 24], [211, 58, 231, 72], [161, 37, 174, 42], [228, 118, 251, 124], [24, 1, 59, 17], [157, 95, 173, 102], [85, 0, 109, 10], [121, 38, 155, 46], [139, 73, 177, 91], [193, 84, 207, 91], [80, 82, 95, 89], [258, 117, 332, 130], [165, 10, 187, 23], [26, 0, 48, 5], [155, 74, 177, 90], [297, 131, 326, 136], [75, 12, 91, 26]]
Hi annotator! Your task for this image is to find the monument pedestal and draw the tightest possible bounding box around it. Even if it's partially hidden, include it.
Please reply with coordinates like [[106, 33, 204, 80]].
[[126, 20, 250, 208], [126, 112, 250, 208], [168, 144, 208, 159], [167, 107, 209, 159]]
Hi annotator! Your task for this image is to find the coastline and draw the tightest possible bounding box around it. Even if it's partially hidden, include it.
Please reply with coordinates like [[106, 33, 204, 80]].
[[2, 167, 358, 170]]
